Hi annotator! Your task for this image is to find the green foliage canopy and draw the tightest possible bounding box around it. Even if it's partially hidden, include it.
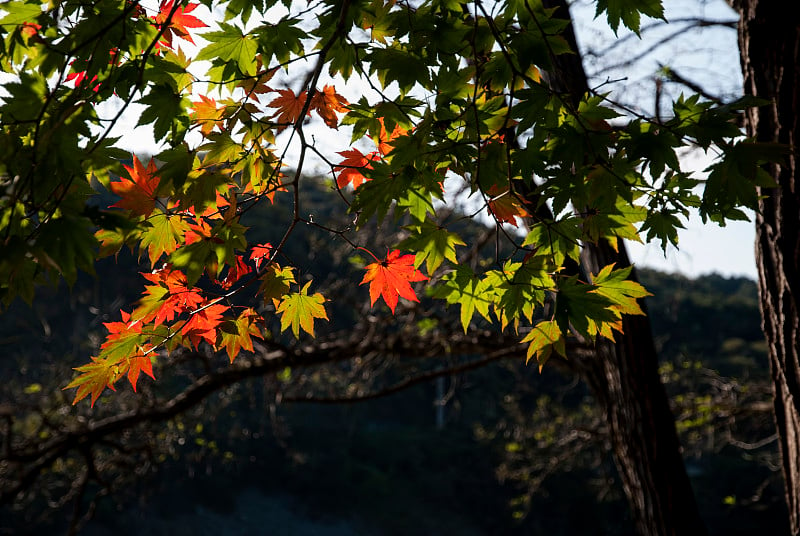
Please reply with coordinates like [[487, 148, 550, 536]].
[[0, 0, 777, 404]]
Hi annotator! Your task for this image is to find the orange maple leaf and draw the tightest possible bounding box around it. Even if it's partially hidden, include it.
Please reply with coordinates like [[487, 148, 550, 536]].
[[154, 0, 207, 49], [180, 302, 228, 348], [360, 249, 429, 314], [191, 95, 225, 136], [109, 155, 161, 217], [334, 148, 379, 189], [127, 354, 155, 392], [486, 184, 530, 228], [310, 85, 348, 129], [267, 89, 309, 130], [375, 117, 407, 156]]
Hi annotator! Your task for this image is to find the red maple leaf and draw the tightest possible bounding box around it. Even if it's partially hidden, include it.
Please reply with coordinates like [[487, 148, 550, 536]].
[[154, 0, 207, 49], [180, 302, 228, 349], [310, 85, 348, 129], [360, 249, 429, 314], [249, 242, 273, 270], [101, 310, 143, 349], [375, 117, 407, 156], [334, 148, 379, 189], [267, 89, 309, 130], [127, 354, 155, 392], [486, 184, 530, 227], [219, 254, 252, 289], [109, 155, 161, 217], [20, 22, 41, 38]]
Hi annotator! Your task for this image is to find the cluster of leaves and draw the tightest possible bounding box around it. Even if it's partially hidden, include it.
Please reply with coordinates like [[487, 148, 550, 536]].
[[0, 0, 778, 405]]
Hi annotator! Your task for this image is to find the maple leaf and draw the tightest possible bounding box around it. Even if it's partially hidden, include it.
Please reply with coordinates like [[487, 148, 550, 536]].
[[249, 242, 273, 270], [310, 85, 348, 129], [180, 302, 229, 349], [133, 267, 204, 325], [219, 254, 252, 289], [191, 95, 225, 136], [276, 282, 328, 338], [127, 354, 155, 392], [220, 308, 264, 363], [259, 263, 295, 307], [375, 117, 407, 156], [334, 148, 379, 189], [109, 155, 161, 217], [267, 89, 309, 130], [64, 356, 121, 406], [360, 249, 429, 314], [486, 184, 530, 228], [155, 0, 207, 49], [520, 320, 565, 371], [20, 22, 41, 38], [140, 212, 190, 266]]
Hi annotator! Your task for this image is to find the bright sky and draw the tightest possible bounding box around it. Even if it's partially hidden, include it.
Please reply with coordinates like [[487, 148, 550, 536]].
[[571, 0, 756, 280], [96, 0, 757, 280]]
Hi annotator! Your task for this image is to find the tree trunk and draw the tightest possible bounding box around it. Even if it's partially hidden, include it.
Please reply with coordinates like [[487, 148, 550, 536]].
[[731, 1, 800, 532], [539, 1, 708, 533]]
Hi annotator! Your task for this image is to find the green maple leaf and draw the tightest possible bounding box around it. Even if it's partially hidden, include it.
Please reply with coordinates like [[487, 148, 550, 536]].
[[399, 221, 465, 274], [431, 266, 494, 333], [196, 22, 258, 75], [276, 282, 328, 338], [137, 83, 190, 142], [520, 320, 565, 370], [140, 212, 190, 267], [591, 264, 651, 317], [595, 0, 664, 35]]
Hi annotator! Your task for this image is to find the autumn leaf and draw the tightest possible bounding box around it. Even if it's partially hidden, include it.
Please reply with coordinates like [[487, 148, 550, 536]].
[[180, 302, 229, 349], [155, 0, 207, 49], [360, 249, 429, 313], [520, 320, 565, 371], [133, 267, 204, 325], [375, 117, 408, 156], [219, 254, 252, 289], [258, 263, 295, 307], [64, 356, 121, 407], [249, 242, 273, 269], [191, 95, 225, 136], [109, 155, 161, 217], [276, 281, 328, 337], [127, 355, 155, 392], [310, 85, 348, 129], [267, 88, 309, 130], [334, 148, 379, 189], [486, 184, 530, 227], [219, 307, 264, 362]]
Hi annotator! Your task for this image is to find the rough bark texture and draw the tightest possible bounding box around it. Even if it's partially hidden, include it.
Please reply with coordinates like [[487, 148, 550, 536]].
[[731, 1, 800, 532], [539, 1, 708, 534]]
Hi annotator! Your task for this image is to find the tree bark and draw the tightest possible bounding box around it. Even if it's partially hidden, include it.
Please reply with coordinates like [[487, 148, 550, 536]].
[[539, 1, 708, 533], [731, 1, 800, 532]]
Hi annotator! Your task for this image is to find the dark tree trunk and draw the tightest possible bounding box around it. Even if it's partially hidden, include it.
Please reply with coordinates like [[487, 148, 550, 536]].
[[731, 1, 800, 532], [539, 1, 708, 534]]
